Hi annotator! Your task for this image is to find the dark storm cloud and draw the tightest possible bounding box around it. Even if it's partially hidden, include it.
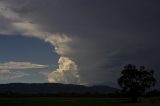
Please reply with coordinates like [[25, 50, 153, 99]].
[[1, 0, 160, 87]]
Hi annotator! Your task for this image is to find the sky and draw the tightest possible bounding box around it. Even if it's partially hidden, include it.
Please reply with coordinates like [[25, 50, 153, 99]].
[[0, 0, 160, 88]]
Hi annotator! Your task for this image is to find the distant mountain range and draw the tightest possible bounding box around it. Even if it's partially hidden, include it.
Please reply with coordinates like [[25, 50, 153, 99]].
[[0, 83, 118, 95]]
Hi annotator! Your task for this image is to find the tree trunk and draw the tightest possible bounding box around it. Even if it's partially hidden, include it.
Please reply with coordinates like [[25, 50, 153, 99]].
[[131, 96, 138, 102]]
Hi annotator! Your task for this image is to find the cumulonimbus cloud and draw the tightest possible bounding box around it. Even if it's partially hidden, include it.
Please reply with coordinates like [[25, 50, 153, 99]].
[[0, 1, 80, 84], [48, 57, 80, 84], [1, 0, 160, 87]]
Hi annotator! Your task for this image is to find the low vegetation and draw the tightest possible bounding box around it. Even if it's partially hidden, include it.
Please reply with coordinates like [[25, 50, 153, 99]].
[[0, 97, 160, 106]]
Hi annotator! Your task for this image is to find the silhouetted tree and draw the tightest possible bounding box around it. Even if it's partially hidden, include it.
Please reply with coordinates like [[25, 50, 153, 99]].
[[118, 64, 156, 102]]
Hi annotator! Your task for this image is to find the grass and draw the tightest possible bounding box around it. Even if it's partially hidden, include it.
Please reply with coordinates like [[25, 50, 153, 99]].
[[0, 97, 159, 106]]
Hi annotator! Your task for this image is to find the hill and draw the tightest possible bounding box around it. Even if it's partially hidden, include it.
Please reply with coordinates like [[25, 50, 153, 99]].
[[0, 83, 118, 96]]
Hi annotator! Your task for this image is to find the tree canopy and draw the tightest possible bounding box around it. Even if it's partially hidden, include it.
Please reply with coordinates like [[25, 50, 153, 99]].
[[118, 64, 156, 102]]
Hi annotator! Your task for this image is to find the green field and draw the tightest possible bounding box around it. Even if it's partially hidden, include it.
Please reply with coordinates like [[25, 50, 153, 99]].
[[0, 97, 159, 106]]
